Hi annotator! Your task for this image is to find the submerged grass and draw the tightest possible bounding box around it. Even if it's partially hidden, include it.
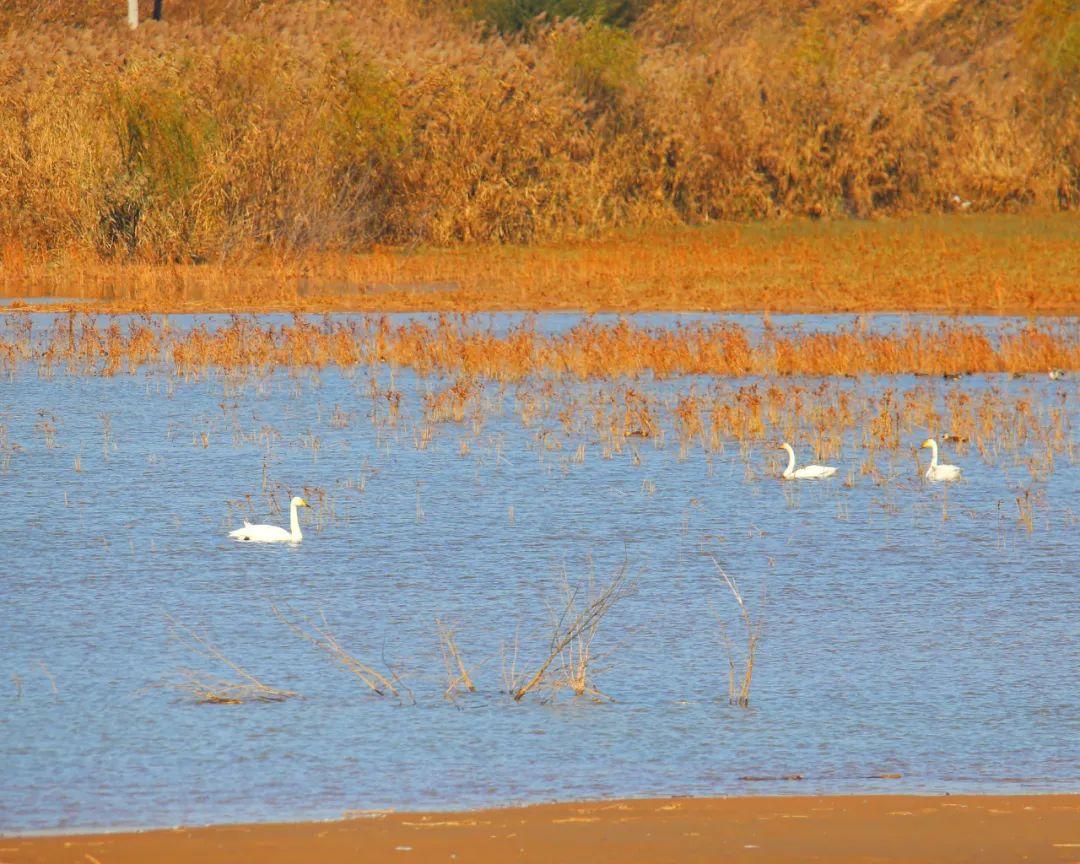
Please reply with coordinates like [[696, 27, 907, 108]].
[[0, 312, 1074, 480], [272, 603, 408, 701]]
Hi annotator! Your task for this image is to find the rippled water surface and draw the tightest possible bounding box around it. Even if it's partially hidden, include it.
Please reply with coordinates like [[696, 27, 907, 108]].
[[1, 313, 1077, 833]]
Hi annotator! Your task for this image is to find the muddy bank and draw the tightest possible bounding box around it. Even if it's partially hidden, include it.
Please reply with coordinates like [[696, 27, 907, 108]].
[[7, 795, 1078, 863]]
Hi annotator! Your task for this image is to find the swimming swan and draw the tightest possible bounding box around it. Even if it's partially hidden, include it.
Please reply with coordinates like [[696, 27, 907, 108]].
[[780, 442, 837, 480], [920, 438, 962, 481], [229, 497, 309, 543]]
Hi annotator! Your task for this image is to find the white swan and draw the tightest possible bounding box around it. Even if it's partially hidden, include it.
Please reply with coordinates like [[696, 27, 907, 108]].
[[229, 496, 309, 543], [920, 438, 962, 481], [779, 442, 837, 480]]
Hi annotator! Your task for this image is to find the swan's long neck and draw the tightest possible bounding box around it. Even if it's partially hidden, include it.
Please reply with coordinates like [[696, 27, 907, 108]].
[[290, 501, 302, 542], [928, 440, 939, 468], [782, 444, 796, 477]]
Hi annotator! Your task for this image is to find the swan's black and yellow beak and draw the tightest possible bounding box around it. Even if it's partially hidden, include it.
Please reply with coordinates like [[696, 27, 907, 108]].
[[299, 498, 310, 507]]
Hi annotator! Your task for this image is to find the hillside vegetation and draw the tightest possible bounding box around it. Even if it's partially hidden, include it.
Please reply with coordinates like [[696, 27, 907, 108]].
[[0, 0, 1077, 261]]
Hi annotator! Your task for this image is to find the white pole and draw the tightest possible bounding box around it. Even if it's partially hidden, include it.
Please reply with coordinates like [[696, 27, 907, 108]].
[[127, 0, 139, 28]]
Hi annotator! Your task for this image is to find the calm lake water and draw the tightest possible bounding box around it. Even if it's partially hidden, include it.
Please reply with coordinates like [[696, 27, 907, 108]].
[[1, 313, 1077, 833]]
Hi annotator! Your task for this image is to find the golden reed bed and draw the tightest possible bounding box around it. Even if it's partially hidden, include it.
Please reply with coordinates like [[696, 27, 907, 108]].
[[3, 313, 1073, 486], [3, 218, 1078, 315], [3, 312, 1075, 379]]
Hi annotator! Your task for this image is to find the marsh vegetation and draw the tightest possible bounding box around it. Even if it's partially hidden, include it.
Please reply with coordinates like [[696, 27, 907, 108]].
[[1, 309, 1076, 832], [1, 0, 1077, 838]]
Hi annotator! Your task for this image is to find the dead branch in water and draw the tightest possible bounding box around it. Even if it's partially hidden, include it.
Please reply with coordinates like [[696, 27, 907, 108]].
[[271, 603, 405, 701], [436, 618, 476, 702], [709, 557, 764, 709], [509, 560, 631, 702], [165, 613, 296, 704]]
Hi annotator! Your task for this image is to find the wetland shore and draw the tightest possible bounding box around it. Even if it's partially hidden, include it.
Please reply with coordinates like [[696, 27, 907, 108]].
[[7, 795, 1079, 863], [4, 217, 1079, 316]]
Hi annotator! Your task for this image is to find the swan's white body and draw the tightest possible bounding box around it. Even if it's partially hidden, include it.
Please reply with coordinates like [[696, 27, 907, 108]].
[[780, 442, 837, 480], [921, 438, 962, 482], [229, 496, 309, 543]]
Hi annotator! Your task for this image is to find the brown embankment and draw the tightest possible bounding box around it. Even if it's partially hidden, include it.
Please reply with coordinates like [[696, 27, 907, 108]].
[[6, 795, 1079, 864]]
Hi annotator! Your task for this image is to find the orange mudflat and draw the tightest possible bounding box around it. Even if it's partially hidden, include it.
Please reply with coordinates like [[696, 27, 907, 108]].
[[6, 795, 1078, 864]]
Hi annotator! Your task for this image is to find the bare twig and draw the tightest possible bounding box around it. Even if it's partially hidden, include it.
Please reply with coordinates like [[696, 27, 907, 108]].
[[437, 618, 476, 701], [164, 613, 296, 704], [501, 625, 521, 696], [511, 560, 631, 702], [36, 660, 58, 695], [709, 557, 764, 708], [381, 637, 415, 705], [271, 602, 400, 699]]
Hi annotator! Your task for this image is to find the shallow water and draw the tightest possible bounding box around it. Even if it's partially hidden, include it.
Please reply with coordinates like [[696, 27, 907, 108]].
[[5, 305, 1075, 335], [1, 313, 1078, 833]]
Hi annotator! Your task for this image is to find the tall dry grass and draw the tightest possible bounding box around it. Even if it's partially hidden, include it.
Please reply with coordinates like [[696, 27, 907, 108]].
[[0, 0, 1076, 268]]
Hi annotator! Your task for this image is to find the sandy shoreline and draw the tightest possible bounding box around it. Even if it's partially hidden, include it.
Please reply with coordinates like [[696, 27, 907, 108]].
[[6, 795, 1078, 863]]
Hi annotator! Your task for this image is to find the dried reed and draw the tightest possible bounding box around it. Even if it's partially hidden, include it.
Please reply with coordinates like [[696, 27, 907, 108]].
[[4, 218, 1078, 315], [165, 613, 297, 704], [508, 561, 631, 701], [3, 314, 1076, 380], [436, 618, 476, 701], [710, 558, 763, 709], [0, 0, 1076, 269], [271, 603, 407, 700]]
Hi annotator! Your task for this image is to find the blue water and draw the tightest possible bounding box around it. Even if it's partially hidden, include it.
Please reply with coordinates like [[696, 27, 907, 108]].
[[1, 313, 1077, 834]]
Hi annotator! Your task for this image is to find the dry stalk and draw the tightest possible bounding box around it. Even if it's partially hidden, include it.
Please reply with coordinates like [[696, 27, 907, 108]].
[[271, 603, 404, 700], [709, 557, 764, 709], [436, 618, 476, 701], [164, 613, 296, 704], [501, 627, 521, 696], [510, 561, 631, 702]]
